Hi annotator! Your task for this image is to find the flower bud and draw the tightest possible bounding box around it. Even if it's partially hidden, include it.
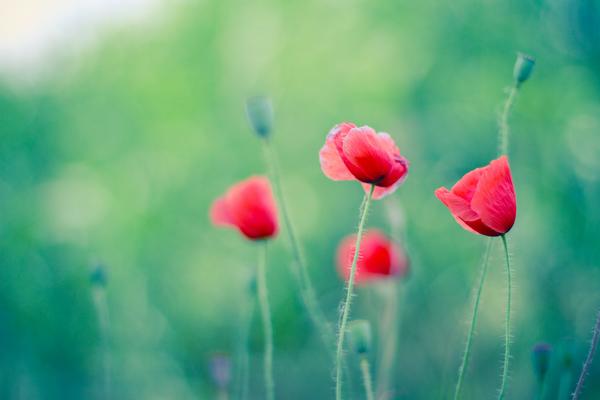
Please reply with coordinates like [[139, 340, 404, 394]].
[[348, 320, 372, 355], [90, 262, 107, 287], [560, 342, 575, 370], [209, 353, 231, 389], [513, 53, 535, 85], [245, 96, 273, 138], [532, 342, 552, 382]]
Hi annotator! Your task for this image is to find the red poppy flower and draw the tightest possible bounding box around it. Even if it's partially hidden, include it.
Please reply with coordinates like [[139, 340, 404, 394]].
[[210, 176, 278, 240], [337, 230, 409, 284], [435, 156, 516, 237], [319, 122, 409, 199]]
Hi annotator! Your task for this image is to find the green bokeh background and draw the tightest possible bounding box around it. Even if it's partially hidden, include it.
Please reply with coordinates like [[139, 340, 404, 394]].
[[1, 0, 600, 398]]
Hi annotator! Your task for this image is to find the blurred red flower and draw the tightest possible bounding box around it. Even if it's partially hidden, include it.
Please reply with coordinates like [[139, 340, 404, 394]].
[[337, 230, 409, 284], [210, 176, 278, 240], [319, 122, 409, 199], [435, 156, 516, 237]]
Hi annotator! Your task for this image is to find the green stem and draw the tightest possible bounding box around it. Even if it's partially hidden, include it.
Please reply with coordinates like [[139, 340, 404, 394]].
[[335, 184, 375, 400], [572, 310, 600, 400], [558, 370, 573, 400], [454, 238, 493, 400], [498, 235, 512, 400], [261, 140, 335, 354], [375, 282, 400, 398], [498, 84, 519, 157], [235, 276, 255, 400], [360, 356, 375, 400], [535, 379, 545, 400], [257, 242, 274, 400], [92, 287, 111, 400]]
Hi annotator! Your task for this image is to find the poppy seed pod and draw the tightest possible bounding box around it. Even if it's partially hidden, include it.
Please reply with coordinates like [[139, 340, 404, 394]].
[[513, 53, 535, 85], [532, 342, 552, 382], [245, 96, 273, 138], [348, 320, 372, 355]]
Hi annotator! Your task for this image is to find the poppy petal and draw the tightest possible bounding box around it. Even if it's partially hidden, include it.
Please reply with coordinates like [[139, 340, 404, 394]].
[[231, 177, 278, 239], [377, 132, 401, 155], [340, 126, 393, 183], [319, 127, 355, 181], [361, 181, 400, 200], [377, 155, 409, 188], [220, 176, 279, 240], [471, 156, 516, 235], [434, 187, 480, 222], [451, 168, 484, 202], [210, 196, 234, 227]]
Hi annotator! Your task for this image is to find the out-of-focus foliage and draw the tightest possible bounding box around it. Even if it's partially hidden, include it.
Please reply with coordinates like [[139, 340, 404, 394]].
[[1, 0, 600, 398]]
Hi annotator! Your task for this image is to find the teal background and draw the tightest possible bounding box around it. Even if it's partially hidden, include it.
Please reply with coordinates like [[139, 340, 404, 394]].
[[1, 0, 600, 398]]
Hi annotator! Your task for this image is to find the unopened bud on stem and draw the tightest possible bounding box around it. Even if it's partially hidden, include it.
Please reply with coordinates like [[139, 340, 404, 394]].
[[246, 96, 273, 138], [513, 53, 535, 86], [532, 342, 552, 382], [348, 320, 372, 355], [90, 262, 108, 288]]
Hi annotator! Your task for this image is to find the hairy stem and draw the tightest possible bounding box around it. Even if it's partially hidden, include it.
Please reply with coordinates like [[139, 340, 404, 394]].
[[262, 140, 335, 353], [498, 85, 519, 157], [257, 242, 274, 400], [454, 238, 493, 400], [360, 356, 375, 400], [572, 310, 600, 400], [335, 184, 375, 400], [498, 235, 512, 400]]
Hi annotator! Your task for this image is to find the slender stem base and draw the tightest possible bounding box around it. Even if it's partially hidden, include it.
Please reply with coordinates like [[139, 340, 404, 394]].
[[235, 276, 255, 400], [498, 235, 512, 400], [257, 242, 274, 400], [572, 310, 600, 400], [535, 379, 546, 400], [559, 370, 574, 400], [92, 287, 111, 400], [376, 282, 400, 398], [335, 185, 375, 400], [454, 239, 493, 400], [360, 356, 375, 400]]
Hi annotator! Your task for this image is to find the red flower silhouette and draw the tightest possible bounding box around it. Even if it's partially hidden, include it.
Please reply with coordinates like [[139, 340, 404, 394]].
[[435, 156, 516, 236], [210, 176, 278, 240], [337, 230, 409, 284], [319, 123, 409, 199]]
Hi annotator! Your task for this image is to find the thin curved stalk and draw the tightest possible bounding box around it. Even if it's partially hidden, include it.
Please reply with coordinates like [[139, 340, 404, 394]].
[[498, 235, 512, 400], [454, 238, 493, 400], [375, 282, 400, 398], [572, 310, 600, 400], [235, 276, 255, 400], [335, 184, 375, 400], [262, 140, 335, 353], [360, 356, 375, 400], [257, 242, 274, 400], [498, 85, 519, 157]]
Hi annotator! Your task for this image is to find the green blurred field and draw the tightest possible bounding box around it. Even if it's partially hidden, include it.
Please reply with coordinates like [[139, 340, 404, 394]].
[[1, 0, 600, 399]]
